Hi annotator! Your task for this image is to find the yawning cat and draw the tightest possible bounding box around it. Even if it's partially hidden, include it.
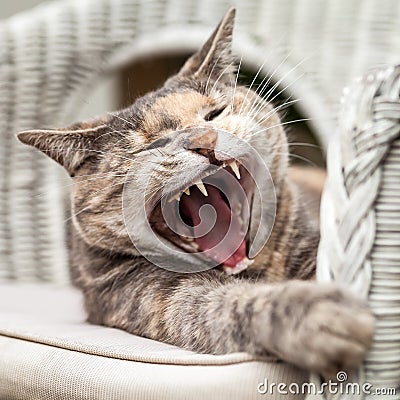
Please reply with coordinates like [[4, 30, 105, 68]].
[[18, 8, 374, 377]]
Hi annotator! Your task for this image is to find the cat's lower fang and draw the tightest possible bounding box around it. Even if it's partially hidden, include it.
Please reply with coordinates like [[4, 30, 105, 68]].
[[223, 257, 254, 275]]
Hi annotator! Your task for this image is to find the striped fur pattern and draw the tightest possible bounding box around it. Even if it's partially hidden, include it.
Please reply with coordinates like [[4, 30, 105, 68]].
[[18, 9, 374, 377]]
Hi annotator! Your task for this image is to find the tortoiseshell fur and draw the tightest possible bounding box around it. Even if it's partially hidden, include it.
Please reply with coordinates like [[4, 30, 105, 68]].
[[18, 9, 374, 377]]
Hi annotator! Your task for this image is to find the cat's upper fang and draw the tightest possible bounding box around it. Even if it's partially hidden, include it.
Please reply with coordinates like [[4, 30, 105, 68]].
[[169, 160, 241, 203], [228, 160, 241, 179], [195, 180, 208, 196], [168, 193, 181, 202]]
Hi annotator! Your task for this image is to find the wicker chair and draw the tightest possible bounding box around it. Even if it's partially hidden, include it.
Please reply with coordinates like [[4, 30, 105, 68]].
[[312, 65, 400, 400], [0, 0, 399, 398]]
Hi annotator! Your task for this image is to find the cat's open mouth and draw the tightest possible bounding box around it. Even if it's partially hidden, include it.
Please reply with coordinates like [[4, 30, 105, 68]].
[[149, 160, 255, 274]]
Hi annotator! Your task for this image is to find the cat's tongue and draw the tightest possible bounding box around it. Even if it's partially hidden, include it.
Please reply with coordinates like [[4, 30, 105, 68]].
[[179, 185, 248, 272]]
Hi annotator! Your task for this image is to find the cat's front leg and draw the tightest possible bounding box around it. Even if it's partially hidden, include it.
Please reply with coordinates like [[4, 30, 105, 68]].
[[144, 271, 374, 376], [92, 267, 374, 377], [253, 280, 375, 378]]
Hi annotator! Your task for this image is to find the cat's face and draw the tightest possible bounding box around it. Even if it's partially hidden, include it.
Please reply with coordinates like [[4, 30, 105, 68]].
[[18, 8, 288, 274]]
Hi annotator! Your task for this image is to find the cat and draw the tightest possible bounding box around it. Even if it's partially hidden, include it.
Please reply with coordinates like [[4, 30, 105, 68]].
[[18, 8, 374, 378]]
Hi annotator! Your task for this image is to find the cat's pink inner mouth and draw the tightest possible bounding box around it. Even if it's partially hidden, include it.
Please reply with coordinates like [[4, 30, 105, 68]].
[[150, 161, 254, 274], [179, 184, 247, 268]]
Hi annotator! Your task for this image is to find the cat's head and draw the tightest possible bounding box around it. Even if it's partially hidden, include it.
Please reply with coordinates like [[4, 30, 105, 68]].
[[18, 8, 288, 274]]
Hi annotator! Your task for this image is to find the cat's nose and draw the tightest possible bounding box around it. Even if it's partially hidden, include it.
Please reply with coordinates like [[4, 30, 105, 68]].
[[187, 128, 218, 160]]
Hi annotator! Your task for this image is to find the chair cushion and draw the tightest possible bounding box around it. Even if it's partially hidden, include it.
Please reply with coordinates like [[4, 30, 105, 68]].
[[0, 283, 308, 399]]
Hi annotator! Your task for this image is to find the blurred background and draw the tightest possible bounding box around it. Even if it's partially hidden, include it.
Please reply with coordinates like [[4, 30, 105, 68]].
[[0, 1, 323, 167]]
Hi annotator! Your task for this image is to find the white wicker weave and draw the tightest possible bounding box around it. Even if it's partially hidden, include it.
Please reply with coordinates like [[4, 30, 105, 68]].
[[315, 65, 400, 399], [0, 0, 400, 283]]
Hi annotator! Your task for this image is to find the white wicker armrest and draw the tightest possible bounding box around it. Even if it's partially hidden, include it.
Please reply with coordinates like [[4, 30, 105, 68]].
[[315, 65, 400, 398]]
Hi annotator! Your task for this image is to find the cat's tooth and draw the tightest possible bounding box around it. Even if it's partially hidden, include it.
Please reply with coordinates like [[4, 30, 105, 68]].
[[195, 180, 208, 196], [242, 257, 254, 266], [184, 187, 190, 196], [223, 257, 254, 275], [191, 242, 199, 250], [229, 161, 241, 179], [168, 193, 181, 202]]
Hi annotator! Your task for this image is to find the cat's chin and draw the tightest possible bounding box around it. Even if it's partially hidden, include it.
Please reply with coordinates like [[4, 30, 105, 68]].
[[149, 160, 256, 274]]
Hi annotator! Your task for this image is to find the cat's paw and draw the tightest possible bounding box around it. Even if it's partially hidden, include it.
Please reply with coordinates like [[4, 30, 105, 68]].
[[257, 281, 375, 378]]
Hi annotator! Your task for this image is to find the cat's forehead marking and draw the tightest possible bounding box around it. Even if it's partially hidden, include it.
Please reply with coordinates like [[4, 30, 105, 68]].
[[139, 91, 211, 138], [152, 91, 208, 124]]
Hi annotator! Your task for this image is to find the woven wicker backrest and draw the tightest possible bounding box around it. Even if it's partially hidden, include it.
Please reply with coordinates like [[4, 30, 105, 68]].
[[315, 66, 400, 398], [1, 0, 400, 284]]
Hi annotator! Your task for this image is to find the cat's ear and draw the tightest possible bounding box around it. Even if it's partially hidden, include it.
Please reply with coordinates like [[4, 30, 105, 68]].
[[178, 7, 236, 82], [17, 119, 108, 176]]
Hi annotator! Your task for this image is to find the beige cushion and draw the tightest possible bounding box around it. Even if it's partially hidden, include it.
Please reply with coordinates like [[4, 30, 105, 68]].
[[0, 283, 308, 399]]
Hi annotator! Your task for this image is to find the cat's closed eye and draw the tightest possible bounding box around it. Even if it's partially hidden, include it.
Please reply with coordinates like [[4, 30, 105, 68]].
[[146, 137, 172, 150], [204, 107, 225, 121]]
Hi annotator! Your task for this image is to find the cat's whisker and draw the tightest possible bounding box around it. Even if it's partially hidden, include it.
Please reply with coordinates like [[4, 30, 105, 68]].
[[248, 97, 300, 128], [288, 143, 321, 150], [92, 125, 129, 143], [252, 93, 304, 125], [264, 74, 303, 112], [277, 152, 318, 168], [32, 172, 128, 198], [62, 204, 93, 224], [107, 112, 137, 130], [244, 95, 293, 130], [255, 51, 291, 95], [205, 53, 224, 94], [256, 105, 310, 128], [249, 70, 304, 125], [263, 57, 309, 104], [246, 118, 311, 140], [247, 54, 308, 124], [108, 226, 130, 254], [271, 142, 322, 151], [249, 84, 297, 124], [64, 179, 124, 226], [209, 61, 235, 96], [241, 55, 307, 132], [248, 97, 298, 131], [246, 51, 293, 118], [237, 60, 267, 118], [252, 142, 318, 167], [229, 56, 242, 115], [42, 146, 137, 164]]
